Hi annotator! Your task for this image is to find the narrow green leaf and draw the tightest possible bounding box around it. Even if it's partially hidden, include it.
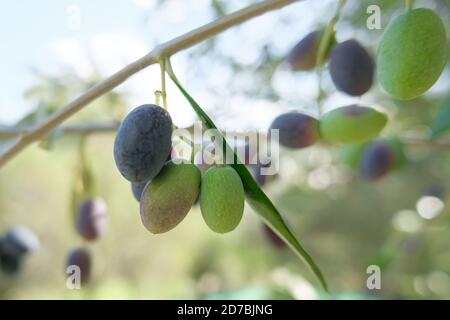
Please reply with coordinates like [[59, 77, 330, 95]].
[[166, 60, 328, 291], [431, 94, 450, 139]]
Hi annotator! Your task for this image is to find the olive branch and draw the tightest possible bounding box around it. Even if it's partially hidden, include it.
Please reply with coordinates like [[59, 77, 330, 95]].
[[0, 0, 299, 168]]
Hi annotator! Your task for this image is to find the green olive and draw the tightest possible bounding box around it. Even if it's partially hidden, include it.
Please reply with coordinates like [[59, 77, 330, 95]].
[[200, 166, 245, 234]]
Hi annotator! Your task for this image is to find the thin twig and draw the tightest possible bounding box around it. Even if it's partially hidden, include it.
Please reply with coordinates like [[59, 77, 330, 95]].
[[405, 0, 415, 10], [400, 134, 450, 149], [316, 0, 346, 68], [159, 59, 168, 110], [3, 124, 450, 150], [0, 0, 299, 169], [0, 123, 119, 140]]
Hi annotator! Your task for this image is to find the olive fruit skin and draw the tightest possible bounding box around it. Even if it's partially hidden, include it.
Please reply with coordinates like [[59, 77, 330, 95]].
[[320, 105, 387, 144], [200, 166, 245, 234], [4, 225, 39, 255], [114, 104, 173, 183], [329, 40, 374, 96], [288, 30, 335, 71], [128, 147, 179, 202], [359, 141, 395, 181], [0, 238, 22, 275], [377, 8, 448, 100], [76, 198, 108, 241], [66, 248, 91, 285], [140, 161, 201, 234], [0, 243, 22, 275], [131, 181, 148, 202], [269, 112, 320, 149]]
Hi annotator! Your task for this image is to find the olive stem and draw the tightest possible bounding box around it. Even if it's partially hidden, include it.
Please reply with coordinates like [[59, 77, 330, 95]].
[[316, 0, 346, 68], [316, 70, 325, 117], [0, 123, 119, 140], [315, 0, 347, 116], [0, 0, 299, 169], [406, 0, 415, 10], [159, 59, 168, 111], [154, 90, 162, 106]]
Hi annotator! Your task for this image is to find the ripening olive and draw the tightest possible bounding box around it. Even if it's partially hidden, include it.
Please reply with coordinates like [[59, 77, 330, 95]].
[[377, 8, 448, 100], [288, 30, 336, 71], [269, 112, 320, 149], [140, 161, 201, 234], [320, 105, 387, 144], [200, 166, 245, 234], [340, 143, 368, 169], [114, 104, 173, 183]]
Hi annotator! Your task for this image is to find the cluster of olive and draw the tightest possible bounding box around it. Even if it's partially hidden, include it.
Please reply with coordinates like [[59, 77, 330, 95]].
[[114, 104, 245, 235], [271, 7, 447, 163], [112, 7, 447, 240]]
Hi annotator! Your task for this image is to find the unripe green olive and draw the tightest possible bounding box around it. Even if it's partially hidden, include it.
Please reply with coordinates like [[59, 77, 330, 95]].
[[200, 166, 245, 234], [140, 161, 201, 234], [320, 105, 387, 144], [377, 8, 448, 100]]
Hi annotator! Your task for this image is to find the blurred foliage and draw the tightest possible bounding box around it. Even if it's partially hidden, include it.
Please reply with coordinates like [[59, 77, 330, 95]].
[[1, 0, 450, 299]]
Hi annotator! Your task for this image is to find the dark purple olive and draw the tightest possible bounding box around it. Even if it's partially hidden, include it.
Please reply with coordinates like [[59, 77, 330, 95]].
[[114, 104, 173, 183], [76, 198, 108, 241], [0, 238, 23, 275], [329, 40, 374, 96], [66, 248, 91, 285], [4, 225, 39, 255], [288, 30, 335, 71], [269, 112, 320, 149], [359, 141, 394, 181], [131, 181, 148, 202]]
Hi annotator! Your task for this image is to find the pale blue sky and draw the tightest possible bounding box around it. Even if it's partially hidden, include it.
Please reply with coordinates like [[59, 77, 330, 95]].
[[0, 0, 383, 130], [0, 0, 217, 124]]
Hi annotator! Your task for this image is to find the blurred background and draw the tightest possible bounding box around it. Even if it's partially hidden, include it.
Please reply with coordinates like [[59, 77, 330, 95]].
[[1, 0, 450, 299]]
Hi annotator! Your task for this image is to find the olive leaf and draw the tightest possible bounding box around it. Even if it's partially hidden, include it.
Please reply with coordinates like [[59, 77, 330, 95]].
[[165, 59, 328, 291], [430, 94, 450, 139]]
